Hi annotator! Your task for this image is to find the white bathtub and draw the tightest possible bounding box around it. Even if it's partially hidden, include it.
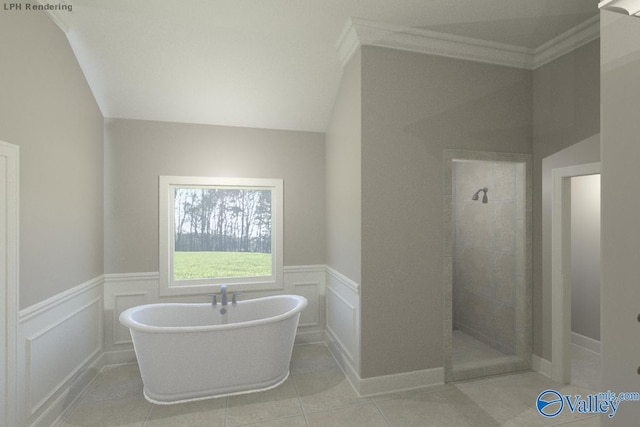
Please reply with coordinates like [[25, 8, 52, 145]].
[[119, 294, 308, 404]]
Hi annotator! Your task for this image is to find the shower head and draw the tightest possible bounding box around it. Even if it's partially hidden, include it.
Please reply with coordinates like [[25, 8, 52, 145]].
[[472, 187, 489, 203]]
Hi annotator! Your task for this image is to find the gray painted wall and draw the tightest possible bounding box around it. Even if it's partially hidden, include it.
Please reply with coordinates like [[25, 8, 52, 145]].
[[601, 10, 640, 425], [326, 51, 362, 284], [360, 46, 532, 378], [104, 118, 325, 274], [532, 39, 600, 361], [0, 11, 104, 309]]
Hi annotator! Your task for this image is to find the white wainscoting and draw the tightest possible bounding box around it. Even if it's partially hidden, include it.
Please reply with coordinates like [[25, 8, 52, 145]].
[[103, 272, 157, 365], [283, 265, 326, 344], [325, 266, 361, 391], [17, 276, 104, 427], [103, 266, 326, 363]]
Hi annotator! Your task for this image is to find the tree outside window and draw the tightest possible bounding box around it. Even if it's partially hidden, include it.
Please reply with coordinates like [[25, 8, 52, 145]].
[[159, 176, 283, 296]]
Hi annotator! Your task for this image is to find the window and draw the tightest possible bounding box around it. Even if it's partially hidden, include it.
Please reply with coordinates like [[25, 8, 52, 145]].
[[159, 176, 283, 296]]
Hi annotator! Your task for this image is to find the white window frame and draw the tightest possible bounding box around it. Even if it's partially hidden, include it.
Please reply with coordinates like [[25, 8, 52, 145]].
[[159, 176, 283, 296]]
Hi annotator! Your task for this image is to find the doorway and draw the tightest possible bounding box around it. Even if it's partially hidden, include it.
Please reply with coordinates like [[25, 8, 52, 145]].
[[443, 150, 532, 382], [569, 174, 601, 390], [550, 162, 601, 385]]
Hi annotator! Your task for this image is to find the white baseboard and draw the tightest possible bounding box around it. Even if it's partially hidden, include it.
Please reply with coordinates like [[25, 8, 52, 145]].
[[325, 327, 362, 393], [532, 354, 553, 379], [326, 329, 444, 396], [326, 328, 444, 397], [102, 349, 137, 366], [571, 331, 601, 354], [359, 367, 445, 397], [295, 329, 326, 345]]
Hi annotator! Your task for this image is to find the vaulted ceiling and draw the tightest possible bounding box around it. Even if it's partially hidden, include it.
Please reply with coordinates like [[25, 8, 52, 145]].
[[50, 0, 599, 132]]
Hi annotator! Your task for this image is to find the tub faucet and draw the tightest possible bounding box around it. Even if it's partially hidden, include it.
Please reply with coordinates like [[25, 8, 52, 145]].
[[207, 293, 218, 306], [232, 292, 240, 305], [220, 285, 228, 306]]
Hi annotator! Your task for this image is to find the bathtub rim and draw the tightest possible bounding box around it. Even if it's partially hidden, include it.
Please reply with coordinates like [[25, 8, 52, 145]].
[[119, 294, 308, 334]]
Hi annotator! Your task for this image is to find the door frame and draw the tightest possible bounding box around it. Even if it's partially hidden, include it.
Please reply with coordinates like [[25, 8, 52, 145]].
[[442, 149, 532, 382], [550, 162, 600, 384], [0, 140, 19, 427]]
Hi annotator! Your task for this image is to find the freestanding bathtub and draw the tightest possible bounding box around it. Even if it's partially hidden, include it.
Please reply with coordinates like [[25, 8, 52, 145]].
[[119, 294, 307, 404]]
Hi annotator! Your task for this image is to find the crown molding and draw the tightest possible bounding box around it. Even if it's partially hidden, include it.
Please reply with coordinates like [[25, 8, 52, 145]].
[[337, 17, 533, 69], [599, 0, 640, 16], [337, 16, 601, 71], [336, 18, 362, 67], [532, 15, 600, 68]]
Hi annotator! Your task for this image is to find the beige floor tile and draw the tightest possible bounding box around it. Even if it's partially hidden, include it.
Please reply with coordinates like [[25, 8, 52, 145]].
[[290, 343, 337, 375], [64, 345, 605, 427], [570, 346, 601, 392], [500, 407, 573, 427], [551, 416, 601, 426], [145, 398, 226, 426], [61, 396, 151, 427], [435, 388, 501, 427], [371, 383, 456, 403], [453, 331, 509, 367], [376, 391, 472, 427], [84, 364, 144, 402], [454, 379, 549, 424], [457, 377, 576, 427], [306, 403, 388, 427], [243, 415, 308, 427], [226, 377, 302, 426], [502, 408, 600, 427], [293, 367, 370, 413], [491, 371, 562, 407]]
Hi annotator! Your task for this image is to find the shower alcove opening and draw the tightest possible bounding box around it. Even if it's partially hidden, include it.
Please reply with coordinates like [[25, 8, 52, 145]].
[[443, 150, 532, 382]]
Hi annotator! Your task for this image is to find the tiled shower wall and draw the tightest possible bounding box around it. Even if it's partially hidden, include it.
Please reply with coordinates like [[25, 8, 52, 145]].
[[452, 160, 525, 355]]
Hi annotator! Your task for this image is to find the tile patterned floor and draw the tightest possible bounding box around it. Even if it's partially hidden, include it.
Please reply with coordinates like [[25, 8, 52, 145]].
[[452, 330, 512, 367], [58, 343, 602, 427], [570, 344, 601, 392]]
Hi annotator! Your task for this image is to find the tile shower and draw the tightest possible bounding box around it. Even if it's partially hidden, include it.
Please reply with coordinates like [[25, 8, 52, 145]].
[[452, 160, 523, 355], [443, 150, 532, 382]]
